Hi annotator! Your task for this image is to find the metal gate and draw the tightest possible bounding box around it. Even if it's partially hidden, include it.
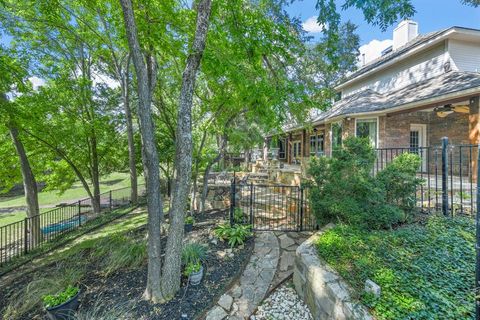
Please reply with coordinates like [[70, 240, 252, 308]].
[[229, 182, 317, 231]]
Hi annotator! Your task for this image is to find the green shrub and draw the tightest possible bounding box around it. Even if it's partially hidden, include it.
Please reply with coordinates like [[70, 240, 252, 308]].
[[182, 243, 207, 266], [308, 137, 421, 229], [376, 152, 423, 212], [42, 285, 79, 309], [233, 208, 246, 224], [214, 223, 252, 247]]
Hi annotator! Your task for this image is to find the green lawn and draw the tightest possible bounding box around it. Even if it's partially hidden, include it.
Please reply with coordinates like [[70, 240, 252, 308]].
[[0, 173, 144, 227], [317, 216, 475, 320]]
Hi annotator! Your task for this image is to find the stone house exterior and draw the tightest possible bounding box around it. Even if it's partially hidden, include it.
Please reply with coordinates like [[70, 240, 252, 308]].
[[268, 21, 480, 171]]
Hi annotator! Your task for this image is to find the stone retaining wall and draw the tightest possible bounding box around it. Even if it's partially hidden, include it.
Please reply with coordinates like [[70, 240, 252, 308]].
[[293, 226, 373, 320]]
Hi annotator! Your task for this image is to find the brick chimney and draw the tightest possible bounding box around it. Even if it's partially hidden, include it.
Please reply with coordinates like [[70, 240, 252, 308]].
[[393, 20, 418, 50]]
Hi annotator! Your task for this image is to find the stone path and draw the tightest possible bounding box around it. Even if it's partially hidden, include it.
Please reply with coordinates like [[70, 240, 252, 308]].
[[270, 231, 310, 290], [205, 231, 311, 320], [205, 232, 279, 320]]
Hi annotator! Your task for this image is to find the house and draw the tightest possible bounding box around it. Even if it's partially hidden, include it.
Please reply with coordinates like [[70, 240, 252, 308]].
[[268, 21, 480, 171]]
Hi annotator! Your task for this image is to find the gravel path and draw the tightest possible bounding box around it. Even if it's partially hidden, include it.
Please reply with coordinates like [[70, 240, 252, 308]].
[[251, 280, 313, 320]]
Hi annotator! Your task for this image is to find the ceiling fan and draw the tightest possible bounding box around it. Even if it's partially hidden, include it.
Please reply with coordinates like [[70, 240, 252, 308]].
[[434, 104, 470, 118]]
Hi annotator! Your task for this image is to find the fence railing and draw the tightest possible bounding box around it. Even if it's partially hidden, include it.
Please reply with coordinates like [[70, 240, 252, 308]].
[[375, 139, 478, 216], [0, 184, 146, 267]]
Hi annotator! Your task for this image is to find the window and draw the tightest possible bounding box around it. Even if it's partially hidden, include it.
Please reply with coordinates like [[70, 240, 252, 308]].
[[278, 138, 286, 159], [310, 134, 325, 157], [331, 123, 342, 153], [293, 141, 302, 158], [356, 118, 378, 148]]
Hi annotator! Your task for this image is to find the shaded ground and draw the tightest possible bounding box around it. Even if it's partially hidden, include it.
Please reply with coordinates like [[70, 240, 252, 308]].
[[0, 208, 254, 320]]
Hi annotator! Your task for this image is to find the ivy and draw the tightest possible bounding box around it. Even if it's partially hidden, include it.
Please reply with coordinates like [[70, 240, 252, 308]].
[[317, 216, 475, 319]]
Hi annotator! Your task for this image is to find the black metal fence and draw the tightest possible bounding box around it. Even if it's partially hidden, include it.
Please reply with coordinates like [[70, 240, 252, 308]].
[[0, 184, 146, 267], [375, 138, 478, 216], [229, 182, 316, 231]]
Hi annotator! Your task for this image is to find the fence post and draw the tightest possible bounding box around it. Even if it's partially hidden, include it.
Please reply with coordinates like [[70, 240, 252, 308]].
[[249, 183, 254, 226], [475, 144, 480, 320], [230, 179, 235, 226], [109, 190, 113, 210], [299, 186, 304, 231], [78, 200, 82, 226], [441, 137, 449, 216], [24, 218, 28, 254]]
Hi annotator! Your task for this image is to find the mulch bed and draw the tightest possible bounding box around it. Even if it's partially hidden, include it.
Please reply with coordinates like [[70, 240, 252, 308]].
[[0, 209, 254, 320]]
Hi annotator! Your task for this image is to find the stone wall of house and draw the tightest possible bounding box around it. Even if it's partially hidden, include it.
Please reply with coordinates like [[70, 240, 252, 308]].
[[293, 227, 374, 320]]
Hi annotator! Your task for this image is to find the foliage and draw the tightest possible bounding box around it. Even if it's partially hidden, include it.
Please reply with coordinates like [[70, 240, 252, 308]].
[[308, 137, 421, 229], [182, 243, 207, 266], [214, 223, 252, 247], [316, 216, 475, 319], [184, 216, 195, 225], [42, 285, 79, 309], [93, 234, 147, 276], [183, 261, 202, 277], [4, 266, 85, 318], [3, 209, 147, 319], [233, 207, 246, 224], [376, 153, 423, 212], [75, 298, 135, 320]]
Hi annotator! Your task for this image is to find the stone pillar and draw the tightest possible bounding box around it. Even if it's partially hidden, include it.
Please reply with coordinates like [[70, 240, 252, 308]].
[[469, 96, 480, 181]]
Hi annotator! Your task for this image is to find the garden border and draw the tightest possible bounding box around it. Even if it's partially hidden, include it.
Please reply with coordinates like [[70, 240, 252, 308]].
[[293, 224, 373, 320]]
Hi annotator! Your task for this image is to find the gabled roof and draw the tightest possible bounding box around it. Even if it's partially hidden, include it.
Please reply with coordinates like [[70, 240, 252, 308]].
[[314, 71, 480, 123], [336, 26, 480, 90], [343, 29, 447, 82]]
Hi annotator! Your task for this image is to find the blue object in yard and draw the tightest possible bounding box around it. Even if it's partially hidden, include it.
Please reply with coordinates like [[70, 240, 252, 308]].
[[41, 216, 87, 235]]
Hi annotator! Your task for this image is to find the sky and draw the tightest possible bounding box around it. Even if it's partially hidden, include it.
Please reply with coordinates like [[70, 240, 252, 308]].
[[288, 0, 480, 64]]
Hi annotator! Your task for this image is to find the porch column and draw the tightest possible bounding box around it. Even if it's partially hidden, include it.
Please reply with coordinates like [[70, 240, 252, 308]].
[[324, 123, 331, 157], [263, 138, 269, 161], [469, 96, 480, 181]]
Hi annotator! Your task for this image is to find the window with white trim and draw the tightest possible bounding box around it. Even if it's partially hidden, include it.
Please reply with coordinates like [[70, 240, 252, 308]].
[[331, 123, 342, 154], [309, 134, 324, 157], [356, 118, 378, 148]]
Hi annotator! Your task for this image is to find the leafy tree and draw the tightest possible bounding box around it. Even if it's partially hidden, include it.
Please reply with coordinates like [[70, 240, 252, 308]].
[[0, 0, 128, 213], [0, 46, 41, 244]]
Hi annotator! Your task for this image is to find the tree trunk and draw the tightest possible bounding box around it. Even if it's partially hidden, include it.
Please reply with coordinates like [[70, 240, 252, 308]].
[[120, 0, 164, 303], [122, 62, 138, 203], [90, 135, 101, 213], [161, 0, 212, 299], [191, 130, 207, 212], [8, 124, 41, 247]]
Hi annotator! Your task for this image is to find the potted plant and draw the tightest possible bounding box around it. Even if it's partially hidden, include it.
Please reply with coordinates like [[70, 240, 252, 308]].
[[182, 243, 207, 285], [43, 285, 80, 320], [184, 216, 195, 233], [184, 261, 203, 285]]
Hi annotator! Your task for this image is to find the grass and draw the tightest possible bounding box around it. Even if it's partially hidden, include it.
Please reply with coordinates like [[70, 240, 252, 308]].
[[1, 207, 149, 319], [0, 172, 144, 227], [316, 215, 475, 320]]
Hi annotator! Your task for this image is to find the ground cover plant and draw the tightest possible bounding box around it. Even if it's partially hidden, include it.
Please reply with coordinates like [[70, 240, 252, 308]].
[[316, 216, 475, 319]]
